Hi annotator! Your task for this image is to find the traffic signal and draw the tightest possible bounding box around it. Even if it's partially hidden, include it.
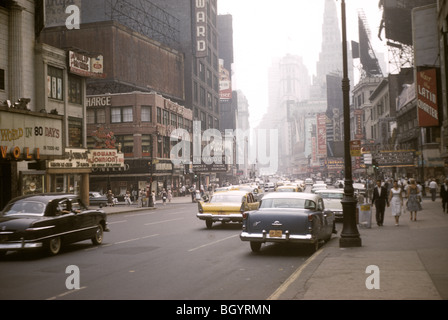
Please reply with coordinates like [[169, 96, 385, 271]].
[[372, 159, 379, 171]]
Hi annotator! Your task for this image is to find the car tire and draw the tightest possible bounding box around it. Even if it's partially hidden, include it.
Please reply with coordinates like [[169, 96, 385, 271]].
[[205, 220, 213, 229], [250, 242, 261, 253], [309, 240, 320, 253], [46, 237, 62, 256], [91, 224, 104, 245]]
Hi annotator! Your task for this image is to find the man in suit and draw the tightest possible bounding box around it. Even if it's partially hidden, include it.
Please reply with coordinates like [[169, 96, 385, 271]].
[[441, 179, 448, 213], [372, 179, 389, 226]]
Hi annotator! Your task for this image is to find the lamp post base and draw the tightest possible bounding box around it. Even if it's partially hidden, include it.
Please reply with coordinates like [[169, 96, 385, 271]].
[[339, 195, 362, 248]]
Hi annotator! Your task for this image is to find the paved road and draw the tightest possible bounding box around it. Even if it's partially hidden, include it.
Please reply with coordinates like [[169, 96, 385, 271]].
[[0, 201, 317, 300]]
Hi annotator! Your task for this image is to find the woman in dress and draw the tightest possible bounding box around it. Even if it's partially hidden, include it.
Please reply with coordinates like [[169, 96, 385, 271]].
[[389, 180, 403, 226], [407, 179, 422, 221]]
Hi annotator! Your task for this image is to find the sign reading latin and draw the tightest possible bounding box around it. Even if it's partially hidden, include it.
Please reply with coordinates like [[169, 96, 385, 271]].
[[417, 68, 439, 127]]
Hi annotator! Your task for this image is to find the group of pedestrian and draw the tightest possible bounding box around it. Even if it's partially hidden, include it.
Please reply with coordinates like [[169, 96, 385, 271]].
[[372, 178, 422, 226]]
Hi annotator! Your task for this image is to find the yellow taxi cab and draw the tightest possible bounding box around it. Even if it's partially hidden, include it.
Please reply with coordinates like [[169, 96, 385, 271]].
[[197, 190, 260, 229], [275, 185, 302, 192]]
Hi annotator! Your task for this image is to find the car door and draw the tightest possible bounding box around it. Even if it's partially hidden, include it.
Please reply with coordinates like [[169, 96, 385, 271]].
[[53, 199, 79, 243], [70, 198, 96, 241]]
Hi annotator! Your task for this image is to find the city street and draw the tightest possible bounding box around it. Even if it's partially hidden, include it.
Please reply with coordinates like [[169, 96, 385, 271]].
[[0, 199, 316, 300]]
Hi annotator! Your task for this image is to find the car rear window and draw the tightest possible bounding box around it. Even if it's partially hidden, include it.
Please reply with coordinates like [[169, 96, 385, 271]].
[[318, 193, 343, 199], [260, 198, 316, 210], [210, 194, 244, 203]]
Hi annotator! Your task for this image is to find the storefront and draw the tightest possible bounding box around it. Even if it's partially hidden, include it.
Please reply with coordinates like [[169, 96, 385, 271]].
[[0, 107, 63, 209]]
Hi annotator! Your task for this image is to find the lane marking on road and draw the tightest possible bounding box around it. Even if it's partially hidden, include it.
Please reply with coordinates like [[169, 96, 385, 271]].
[[108, 220, 127, 225], [188, 234, 239, 252], [114, 234, 159, 245], [144, 218, 184, 226], [124, 212, 157, 218], [46, 286, 87, 300], [267, 247, 324, 300], [85, 234, 160, 251]]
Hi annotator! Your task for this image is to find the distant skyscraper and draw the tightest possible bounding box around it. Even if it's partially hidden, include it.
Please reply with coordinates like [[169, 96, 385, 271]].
[[312, 0, 354, 100], [312, 0, 342, 99]]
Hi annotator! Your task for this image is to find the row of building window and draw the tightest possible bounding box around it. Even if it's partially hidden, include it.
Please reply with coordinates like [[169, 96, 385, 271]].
[[87, 106, 193, 131], [47, 66, 83, 104]]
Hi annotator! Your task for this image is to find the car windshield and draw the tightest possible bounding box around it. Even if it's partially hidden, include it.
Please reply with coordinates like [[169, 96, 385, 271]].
[[209, 194, 243, 203], [2, 200, 46, 216], [260, 198, 316, 210], [318, 192, 343, 199]]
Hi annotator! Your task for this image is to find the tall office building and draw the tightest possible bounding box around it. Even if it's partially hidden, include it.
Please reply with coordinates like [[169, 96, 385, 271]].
[[312, 0, 344, 100], [151, 0, 221, 131]]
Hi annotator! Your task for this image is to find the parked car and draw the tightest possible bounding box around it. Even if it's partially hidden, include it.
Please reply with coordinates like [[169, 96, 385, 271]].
[[353, 183, 367, 196], [0, 193, 109, 256], [305, 178, 313, 185], [240, 192, 335, 253], [88, 192, 108, 207], [314, 189, 344, 220], [264, 182, 275, 192], [197, 190, 260, 229]]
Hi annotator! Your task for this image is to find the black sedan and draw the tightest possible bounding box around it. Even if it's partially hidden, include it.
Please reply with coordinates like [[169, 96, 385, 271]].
[[240, 192, 335, 253], [89, 191, 108, 207], [0, 193, 109, 256]]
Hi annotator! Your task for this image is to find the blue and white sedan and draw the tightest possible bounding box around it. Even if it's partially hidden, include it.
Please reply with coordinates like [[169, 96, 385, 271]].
[[240, 192, 336, 253]]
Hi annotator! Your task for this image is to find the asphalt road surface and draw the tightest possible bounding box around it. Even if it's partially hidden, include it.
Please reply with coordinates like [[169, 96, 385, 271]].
[[0, 201, 318, 300]]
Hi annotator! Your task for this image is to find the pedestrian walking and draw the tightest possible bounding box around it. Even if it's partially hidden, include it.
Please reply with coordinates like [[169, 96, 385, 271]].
[[441, 179, 448, 213], [190, 185, 195, 203], [181, 185, 186, 197], [167, 189, 172, 203], [151, 190, 156, 205], [125, 190, 132, 206], [389, 180, 403, 226], [161, 188, 167, 205], [107, 190, 114, 207], [138, 189, 145, 207], [429, 178, 438, 201], [372, 179, 389, 226], [407, 179, 422, 221]]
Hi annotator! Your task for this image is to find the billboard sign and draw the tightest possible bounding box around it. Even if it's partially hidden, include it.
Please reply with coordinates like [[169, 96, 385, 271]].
[[194, 0, 207, 58], [417, 68, 439, 127]]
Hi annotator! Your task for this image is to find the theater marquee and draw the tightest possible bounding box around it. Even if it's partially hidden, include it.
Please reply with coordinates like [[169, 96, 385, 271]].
[[0, 110, 63, 160]]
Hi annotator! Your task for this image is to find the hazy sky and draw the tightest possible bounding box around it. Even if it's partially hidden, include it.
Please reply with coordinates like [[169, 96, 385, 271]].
[[217, 0, 386, 129]]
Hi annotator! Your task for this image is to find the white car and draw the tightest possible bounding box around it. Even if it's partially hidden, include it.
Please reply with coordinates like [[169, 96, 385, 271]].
[[305, 178, 313, 185], [314, 189, 344, 220], [311, 183, 327, 193]]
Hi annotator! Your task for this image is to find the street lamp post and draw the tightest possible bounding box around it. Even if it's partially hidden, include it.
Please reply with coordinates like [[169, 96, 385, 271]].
[[339, 0, 362, 248]]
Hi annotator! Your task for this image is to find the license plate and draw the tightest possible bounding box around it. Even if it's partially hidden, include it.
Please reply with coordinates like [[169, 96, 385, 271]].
[[269, 230, 282, 238]]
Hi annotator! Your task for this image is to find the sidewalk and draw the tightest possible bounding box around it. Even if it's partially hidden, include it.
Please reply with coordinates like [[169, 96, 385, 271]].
[[98, 195, 195, 215], [275, 197, 448, 300]]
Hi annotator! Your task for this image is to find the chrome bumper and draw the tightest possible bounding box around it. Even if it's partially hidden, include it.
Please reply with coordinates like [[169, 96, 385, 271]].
[[0, 241, 43, 250], [240, 231, 314, 243], [196, 212, 243, 222]]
